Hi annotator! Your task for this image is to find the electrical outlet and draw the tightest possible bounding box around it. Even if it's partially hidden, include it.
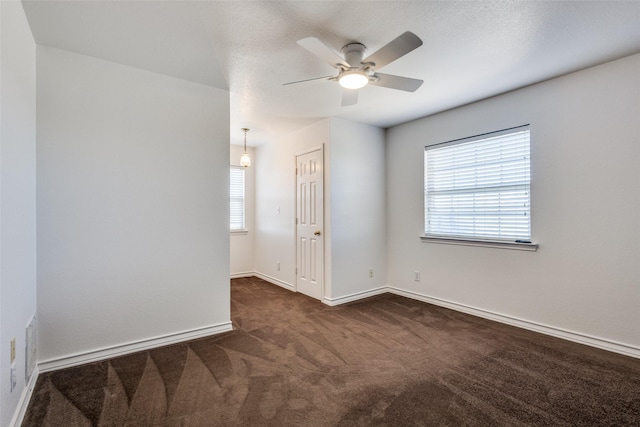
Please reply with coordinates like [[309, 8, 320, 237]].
[[368, 269, 374, 278], [414, 271, 421, 282], [10, 338, 16, 363], [276, 262, 280, 271]]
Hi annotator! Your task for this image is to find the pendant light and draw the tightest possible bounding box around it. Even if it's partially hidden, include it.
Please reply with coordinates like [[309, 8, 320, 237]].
[[240, 128, 251, 168]]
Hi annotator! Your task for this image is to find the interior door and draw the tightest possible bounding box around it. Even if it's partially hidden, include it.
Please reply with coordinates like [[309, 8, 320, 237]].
[[296, 148, 323, 300]]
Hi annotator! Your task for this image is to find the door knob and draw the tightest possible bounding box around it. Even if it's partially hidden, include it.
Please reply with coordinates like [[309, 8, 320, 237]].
[[314, 230, 321, 236]]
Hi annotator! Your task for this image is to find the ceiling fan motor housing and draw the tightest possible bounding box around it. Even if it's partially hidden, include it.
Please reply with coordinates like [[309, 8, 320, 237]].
[[339, 42, 377, 88], [341, 43, 367, 68]]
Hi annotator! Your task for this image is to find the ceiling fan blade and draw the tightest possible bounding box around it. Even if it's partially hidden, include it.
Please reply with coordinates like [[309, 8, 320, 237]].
[[363, 31, 423, 70], [283, 75, 334, 86], [297, 37, 349, 69], [369, 73, 423, 92], [341, 89, 359, 106]]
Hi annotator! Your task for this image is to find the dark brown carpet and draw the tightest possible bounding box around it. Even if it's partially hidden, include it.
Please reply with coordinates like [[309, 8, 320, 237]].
[[23, 277, 640, 426]]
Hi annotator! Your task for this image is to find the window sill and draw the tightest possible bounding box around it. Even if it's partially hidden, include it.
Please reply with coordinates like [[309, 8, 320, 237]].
[[420, 235, 538, 251], [230, 229, 248, 235]]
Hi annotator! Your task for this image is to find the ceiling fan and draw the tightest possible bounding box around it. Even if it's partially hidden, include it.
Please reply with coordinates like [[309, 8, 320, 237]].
[[284, 31, 424, 106]]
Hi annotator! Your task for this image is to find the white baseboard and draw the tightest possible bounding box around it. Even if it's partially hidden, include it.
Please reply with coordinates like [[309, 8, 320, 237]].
[[323, 287, 388, 306], [253, 272, 295, 291], [9, 365, 39, 427], [230, 271, 254, 279], [37, 321, 233, 373], [387, 286, 640, 359]]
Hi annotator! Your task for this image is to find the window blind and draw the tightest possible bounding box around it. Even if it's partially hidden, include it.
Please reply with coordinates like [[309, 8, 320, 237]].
[[230, 166, 245, 230], [424, 126, 531, 241]]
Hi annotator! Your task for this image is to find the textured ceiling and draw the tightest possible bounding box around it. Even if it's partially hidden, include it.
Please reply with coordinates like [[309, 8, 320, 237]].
[[22, 0, 640, 146]]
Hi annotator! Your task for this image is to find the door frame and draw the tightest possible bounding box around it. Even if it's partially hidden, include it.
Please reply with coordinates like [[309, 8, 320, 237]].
[[294, 145, 325, 301]]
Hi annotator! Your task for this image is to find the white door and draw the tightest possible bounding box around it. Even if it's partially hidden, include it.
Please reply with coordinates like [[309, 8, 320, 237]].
[[296, 149, 323, 300]]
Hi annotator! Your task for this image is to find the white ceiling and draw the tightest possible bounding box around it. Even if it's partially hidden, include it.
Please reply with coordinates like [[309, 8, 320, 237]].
[[22, 0, 640, 146]]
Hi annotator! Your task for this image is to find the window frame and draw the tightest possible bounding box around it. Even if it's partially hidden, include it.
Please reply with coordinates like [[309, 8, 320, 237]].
[[421, 125, 537, 251], [230, 165, 246, 232]]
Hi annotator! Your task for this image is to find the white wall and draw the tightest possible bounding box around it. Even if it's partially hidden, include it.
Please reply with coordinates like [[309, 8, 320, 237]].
[[254, 118, 388, 303], [36, 46, 231, 364], [230, 144, 255, 276], [0, 2, 37, 425], [254, 119, 330, 289], [326, 119, 387, 301], [387, 53, 640, 352]]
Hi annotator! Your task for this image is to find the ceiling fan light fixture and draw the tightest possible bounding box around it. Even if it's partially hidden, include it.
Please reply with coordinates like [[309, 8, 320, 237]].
[[338, 70, 369, 90]]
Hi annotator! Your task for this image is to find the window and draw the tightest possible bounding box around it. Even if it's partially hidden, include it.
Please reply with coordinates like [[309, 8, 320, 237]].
[[424, 125, 533, 248], [230, 166, 245, 231]]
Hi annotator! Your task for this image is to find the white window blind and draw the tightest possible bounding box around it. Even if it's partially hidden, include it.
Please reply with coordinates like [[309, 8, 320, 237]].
[[424, 126, 531, 242], [230, 166, 245, 231]]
